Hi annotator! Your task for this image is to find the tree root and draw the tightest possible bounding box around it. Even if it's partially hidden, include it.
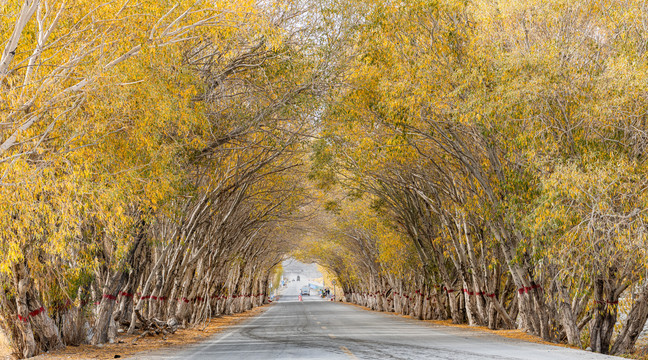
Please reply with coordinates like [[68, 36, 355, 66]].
[[133, 310, 178, 342]]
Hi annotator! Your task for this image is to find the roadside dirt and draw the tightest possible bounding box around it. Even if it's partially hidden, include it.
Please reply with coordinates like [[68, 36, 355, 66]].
[[27, 305, 270, 360]]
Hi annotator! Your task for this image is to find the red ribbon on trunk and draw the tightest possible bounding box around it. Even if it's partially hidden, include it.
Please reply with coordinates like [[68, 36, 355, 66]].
[[29, 307, 45, 317]]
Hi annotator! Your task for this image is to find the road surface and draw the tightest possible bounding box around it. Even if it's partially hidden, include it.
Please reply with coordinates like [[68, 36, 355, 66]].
[[135, 277, 621, 359]]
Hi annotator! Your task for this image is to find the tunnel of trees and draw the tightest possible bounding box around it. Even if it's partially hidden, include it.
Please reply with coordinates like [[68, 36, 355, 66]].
[[2, 0, 648, 358]]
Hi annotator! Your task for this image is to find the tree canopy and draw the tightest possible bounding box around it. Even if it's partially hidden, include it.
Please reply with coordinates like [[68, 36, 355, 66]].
[[2, 0, 648, 358]]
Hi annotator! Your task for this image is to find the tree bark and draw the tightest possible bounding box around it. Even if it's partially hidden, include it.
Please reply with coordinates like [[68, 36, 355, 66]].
[[610, 285, 648, 355]]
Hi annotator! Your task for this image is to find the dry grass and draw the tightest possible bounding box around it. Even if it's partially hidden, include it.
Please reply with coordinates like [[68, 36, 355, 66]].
[[626, 347, 648, 360], [28, 305, 270, 360]]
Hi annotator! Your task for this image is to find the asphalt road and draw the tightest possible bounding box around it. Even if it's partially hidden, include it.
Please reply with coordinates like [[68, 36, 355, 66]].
[[136, 281, 621, 359]]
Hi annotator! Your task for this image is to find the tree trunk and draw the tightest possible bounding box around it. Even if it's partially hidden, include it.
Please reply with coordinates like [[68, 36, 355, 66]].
[[91, 271, 125, 345], [610, 285, 648, 354], [26, 289, 64, 351], [14, 263, 37, 358], [557, 287, 581, 346], [590, 279, 619, 354]]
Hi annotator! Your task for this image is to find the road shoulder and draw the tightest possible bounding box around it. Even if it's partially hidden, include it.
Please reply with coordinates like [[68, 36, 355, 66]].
[[31, 305, 271, 360], [341, 301, 579, 349]]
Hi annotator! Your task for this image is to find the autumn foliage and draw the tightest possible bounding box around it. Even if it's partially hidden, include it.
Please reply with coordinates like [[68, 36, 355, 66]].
[[0, 0, 329, 358], [306, 0, 648, 356], [2, 0, 648, 358]]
